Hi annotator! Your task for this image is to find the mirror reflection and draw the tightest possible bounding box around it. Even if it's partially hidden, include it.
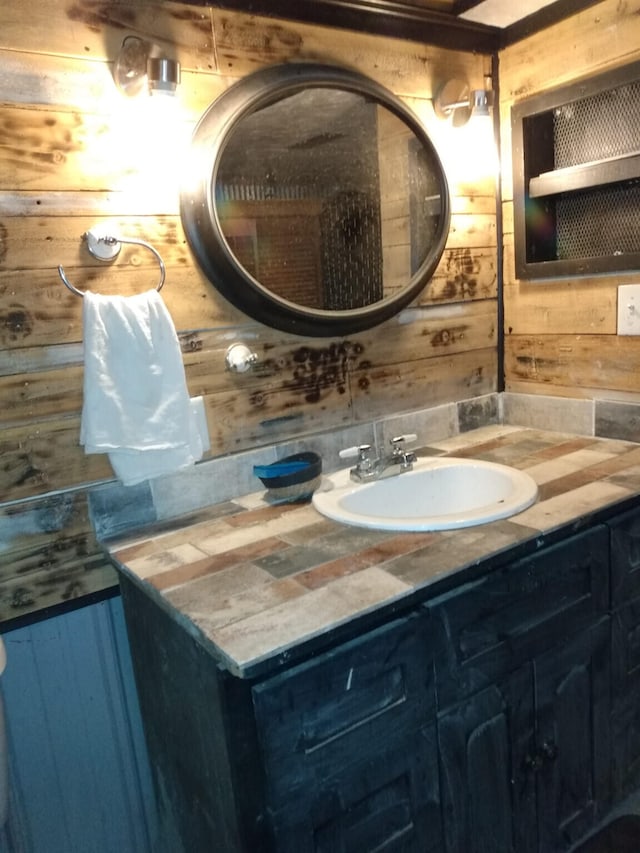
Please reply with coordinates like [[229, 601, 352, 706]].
[[215, 88, 445, 311], [182, 64, 450, 336]]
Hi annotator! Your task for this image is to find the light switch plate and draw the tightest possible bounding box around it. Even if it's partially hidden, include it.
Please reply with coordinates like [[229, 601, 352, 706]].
[[617, 284, 640, 335]]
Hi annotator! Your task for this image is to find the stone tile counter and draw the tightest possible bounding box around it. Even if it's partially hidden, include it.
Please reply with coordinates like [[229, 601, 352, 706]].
[[106, 425, 640, 678]]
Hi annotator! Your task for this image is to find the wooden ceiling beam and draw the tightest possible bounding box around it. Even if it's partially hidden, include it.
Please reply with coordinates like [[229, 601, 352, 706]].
[[501, 0, 605, 47], [178, 0, 604, 53], [192, 0, 501, 53]]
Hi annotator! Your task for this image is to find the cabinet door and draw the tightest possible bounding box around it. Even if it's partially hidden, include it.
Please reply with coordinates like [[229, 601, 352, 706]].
[[535, 618, 611, 852], [437, 666, 537, 853], [608, 506, 640, 796], [611, 594, 640, 795], [609, 505, 640, 605], [438, 619, 611, 853], [252, 612, 435, 808], [252, 612, 439, 851], [268, 725, 442, 853]]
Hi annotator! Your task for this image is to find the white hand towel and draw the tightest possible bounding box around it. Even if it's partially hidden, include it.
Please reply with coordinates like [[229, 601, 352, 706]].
[[81, 289, 204, 486]]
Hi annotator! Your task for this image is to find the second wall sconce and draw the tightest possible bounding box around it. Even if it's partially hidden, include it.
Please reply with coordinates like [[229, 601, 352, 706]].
[[434, 79, 493, 126], [114, 35, 180, 97]]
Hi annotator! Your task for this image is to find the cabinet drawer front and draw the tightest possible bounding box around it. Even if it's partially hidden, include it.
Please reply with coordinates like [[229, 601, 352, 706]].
[[268, 726, 442, 853], [609, 505, 640, 606], [431, 526, 609, 706], [252, 613, 434, 809]]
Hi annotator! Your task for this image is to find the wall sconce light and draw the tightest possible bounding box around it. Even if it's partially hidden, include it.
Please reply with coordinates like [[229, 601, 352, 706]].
[[434, 79, 493, 126], [147, 57, 181, 95], [114, 36, 180, 97]]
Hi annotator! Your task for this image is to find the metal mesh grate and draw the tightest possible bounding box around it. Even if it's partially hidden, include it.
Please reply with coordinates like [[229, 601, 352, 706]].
[[556, 181, 640, 260], [551, 78, 640, 262], [553, 81, 640, 168]]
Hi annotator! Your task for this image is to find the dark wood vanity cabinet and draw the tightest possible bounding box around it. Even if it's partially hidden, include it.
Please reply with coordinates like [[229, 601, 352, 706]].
[[119, 521, 618, 853], [120, 579, 443, 853]]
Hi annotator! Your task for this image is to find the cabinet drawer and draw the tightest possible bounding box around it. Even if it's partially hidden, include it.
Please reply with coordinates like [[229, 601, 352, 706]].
[[609, 505, 640, 606], [430, 526, 609, 706], [267, 725, 442, 853], [252, 612, 434, 809]]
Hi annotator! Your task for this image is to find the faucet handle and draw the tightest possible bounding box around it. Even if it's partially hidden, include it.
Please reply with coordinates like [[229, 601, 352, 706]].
[[390, 434, 417, 449], [339, 444, 372, 460], [340, 444, 377, 478], [390, 435, 417, 469]]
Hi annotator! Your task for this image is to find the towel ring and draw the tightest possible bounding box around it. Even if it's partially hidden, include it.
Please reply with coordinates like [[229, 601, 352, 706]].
[[58, 228, 166, 297]]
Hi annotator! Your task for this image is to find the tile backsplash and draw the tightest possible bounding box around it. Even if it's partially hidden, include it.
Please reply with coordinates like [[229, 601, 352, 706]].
[[88, 391, 640, 542]]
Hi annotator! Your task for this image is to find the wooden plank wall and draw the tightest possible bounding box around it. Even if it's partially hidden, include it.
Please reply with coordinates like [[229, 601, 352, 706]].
[[500, 0, 640, 401], [0, 0, 496, 622]]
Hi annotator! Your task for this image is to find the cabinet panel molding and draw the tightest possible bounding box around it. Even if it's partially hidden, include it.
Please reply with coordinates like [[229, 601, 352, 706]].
[[535, 619, 611, 850], [437, 667, 537, 853], [252, 612, 434, 809], [431, 526, 609, 707]]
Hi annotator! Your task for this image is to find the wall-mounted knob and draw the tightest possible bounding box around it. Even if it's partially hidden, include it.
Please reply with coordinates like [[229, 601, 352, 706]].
[[225, 343, 259, 373]]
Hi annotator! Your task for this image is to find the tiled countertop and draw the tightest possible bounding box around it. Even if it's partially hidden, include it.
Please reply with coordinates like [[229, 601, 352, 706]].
[[106, 425, 640, 679]]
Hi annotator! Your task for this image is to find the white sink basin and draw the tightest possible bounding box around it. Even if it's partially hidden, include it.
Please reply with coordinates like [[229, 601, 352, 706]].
[[312, 456, 538, 531]]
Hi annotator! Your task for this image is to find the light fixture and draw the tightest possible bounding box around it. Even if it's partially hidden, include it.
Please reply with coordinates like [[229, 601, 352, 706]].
[[147, 57, 181, 95], [434, 79, 493, 126], [114, 36, 180, 97]]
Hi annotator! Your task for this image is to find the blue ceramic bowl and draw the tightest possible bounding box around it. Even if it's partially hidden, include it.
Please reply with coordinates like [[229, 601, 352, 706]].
[[253, 451, 322, 489]]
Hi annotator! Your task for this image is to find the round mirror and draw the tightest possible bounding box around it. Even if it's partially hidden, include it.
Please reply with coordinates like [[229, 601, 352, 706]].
[[181, 63, 450, 337]]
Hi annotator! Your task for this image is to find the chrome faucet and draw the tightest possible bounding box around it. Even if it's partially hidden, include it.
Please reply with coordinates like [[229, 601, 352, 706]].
[[341, 434, 417, 483]]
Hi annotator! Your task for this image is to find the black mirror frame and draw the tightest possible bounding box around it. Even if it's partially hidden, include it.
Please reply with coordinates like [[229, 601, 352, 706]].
[[181, 63, 451, 337]]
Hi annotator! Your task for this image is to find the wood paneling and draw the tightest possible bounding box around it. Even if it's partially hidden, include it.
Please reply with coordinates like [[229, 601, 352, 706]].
[[505, 335, 640, 395], [2, 596, 157, 850], [500, 0, 640, 402], [0, 0, 495, 622]]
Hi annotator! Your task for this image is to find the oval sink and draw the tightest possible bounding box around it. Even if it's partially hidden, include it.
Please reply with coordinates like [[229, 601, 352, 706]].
[[312, 456, 538, 531]]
